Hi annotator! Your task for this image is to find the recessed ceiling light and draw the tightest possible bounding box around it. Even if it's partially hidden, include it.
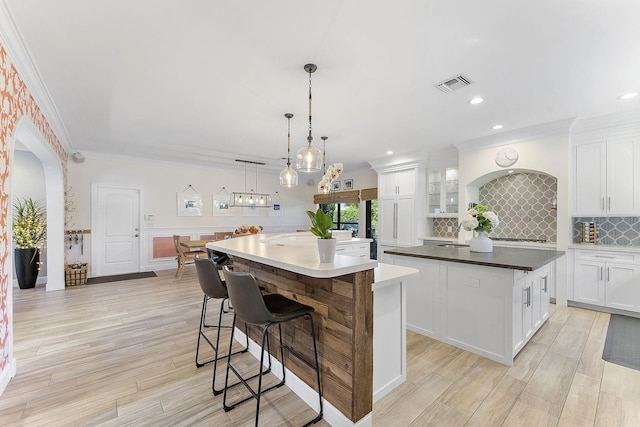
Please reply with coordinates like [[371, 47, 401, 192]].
[[468, 97, 484, 105], [619, 92, 638, 100], [492, 124, 503, 130], [386, 150, 393, 155]]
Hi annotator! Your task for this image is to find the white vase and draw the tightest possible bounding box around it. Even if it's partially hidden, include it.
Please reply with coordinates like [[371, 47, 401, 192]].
[[317, 238, 337, 263], [470, 231, 493, 253]]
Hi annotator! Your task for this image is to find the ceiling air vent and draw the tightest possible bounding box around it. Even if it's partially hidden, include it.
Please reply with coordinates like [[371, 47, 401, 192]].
[[435, 74, 472, 93]]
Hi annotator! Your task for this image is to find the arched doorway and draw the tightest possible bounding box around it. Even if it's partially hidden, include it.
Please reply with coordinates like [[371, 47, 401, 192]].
[[10, 116, 65, 291]]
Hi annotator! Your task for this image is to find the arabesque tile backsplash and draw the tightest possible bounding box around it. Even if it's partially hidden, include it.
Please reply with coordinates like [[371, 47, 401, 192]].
[[432, 173, 558, 241], [573, 217, 640, 246], [479, 173, 557, 242]]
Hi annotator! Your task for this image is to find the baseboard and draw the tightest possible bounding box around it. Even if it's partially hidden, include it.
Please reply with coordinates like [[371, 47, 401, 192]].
[[0, 357, 17, 397], [234, 328, 372, 427], [567, 300, 640, 319]]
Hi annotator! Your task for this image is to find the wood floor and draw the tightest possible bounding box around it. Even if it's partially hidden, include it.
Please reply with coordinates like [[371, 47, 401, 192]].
[[1, 268, 640, 426]]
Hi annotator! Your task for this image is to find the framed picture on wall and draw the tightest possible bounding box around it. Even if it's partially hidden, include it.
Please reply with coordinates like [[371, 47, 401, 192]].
[[212, 197, 231, 216], [344, 179, 354, 190], [332, 181, 341, 191], [177, 192, 203, 216]]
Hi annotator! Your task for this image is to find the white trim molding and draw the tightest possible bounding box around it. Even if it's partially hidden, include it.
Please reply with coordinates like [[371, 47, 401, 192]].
[[0, 0, 73, 153]]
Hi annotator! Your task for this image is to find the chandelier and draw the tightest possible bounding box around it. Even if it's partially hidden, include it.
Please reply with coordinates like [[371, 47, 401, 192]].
[[230, 160, 273, 207], [279, 113, 298, 187], [296, 63, 323, 172]]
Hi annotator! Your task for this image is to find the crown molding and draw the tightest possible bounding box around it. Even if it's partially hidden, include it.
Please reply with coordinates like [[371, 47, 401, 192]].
[[77, 150, 289, 176], [0, 0, 72, 153], [368, 150, 425, 172], [454, 117, 576, 152], [571, 108, 640, 145]]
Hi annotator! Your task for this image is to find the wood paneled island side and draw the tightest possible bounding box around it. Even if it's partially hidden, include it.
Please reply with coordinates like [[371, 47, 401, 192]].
[[208, 234, 383, 425]]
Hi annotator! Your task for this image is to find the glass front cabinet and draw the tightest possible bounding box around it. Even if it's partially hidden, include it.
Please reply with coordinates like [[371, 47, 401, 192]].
[[427, 167, 459, 217]]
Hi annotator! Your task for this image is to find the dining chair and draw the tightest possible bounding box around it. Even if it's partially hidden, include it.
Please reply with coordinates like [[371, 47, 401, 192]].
[[173, 235, 207, 279]]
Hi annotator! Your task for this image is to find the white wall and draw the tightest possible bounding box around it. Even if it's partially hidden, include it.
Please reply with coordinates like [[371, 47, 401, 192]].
[[67, 155, 319, 271], [11, 149, 48, 282]]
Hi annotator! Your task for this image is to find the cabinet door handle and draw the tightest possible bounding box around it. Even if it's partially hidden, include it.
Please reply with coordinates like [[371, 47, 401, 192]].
[[393, 203, 398, 239], [602, 197, 605, 211], [600, 266, 603, 281], [608, 197, 611, 211], [527, 287, 532, 307], [542, 275, 548, 293], [523, 287, 528, 307], [607, 267, 610, 282]]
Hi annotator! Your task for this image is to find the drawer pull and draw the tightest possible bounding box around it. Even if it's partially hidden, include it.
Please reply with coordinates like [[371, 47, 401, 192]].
[[594, 255, 615, 259]]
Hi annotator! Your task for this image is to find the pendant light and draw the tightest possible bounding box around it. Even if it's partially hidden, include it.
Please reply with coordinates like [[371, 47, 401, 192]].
[[230, 160, 272, 207], [296, 63, 323, 172], [279, 113, 298, 187]]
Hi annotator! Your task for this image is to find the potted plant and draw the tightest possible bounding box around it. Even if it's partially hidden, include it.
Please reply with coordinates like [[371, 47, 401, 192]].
[[306, 208, 336, 263], [12, 197, 47, 289]]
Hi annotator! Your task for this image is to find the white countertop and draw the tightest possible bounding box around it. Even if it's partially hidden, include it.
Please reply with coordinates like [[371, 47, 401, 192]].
[[372, 263, 418, 290], [208, 233, 378, 278], [570, 243, 640, 253], [260, 232, 372, 247]]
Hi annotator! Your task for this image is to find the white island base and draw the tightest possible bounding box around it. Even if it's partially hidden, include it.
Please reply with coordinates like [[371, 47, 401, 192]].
[[390, 255, 553, 366]]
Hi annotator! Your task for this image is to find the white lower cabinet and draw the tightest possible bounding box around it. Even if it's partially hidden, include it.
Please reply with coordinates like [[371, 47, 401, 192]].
[[336, 241, 371, 258], [513, 266, 551, 355], [573, 250, 640, 313]]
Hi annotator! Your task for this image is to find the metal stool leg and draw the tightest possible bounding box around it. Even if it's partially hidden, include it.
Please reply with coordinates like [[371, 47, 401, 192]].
[[223, 316, 322, 426], [222, 314, 275, 408]]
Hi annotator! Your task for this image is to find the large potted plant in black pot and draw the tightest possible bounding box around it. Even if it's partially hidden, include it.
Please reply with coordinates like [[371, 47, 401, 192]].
[[13, 197, 46, 289]]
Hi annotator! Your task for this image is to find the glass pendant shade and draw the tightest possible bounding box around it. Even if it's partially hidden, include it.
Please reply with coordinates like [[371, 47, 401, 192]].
[[279, 165, 298, 187], [296, 143, 323, 172]]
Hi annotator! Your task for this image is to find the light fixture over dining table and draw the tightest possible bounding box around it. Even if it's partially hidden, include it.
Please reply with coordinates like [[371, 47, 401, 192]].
[[230, 159, 272, 208]]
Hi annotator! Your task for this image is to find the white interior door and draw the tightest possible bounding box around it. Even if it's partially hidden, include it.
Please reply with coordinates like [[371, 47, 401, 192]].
[[93, 185, 141, 276]]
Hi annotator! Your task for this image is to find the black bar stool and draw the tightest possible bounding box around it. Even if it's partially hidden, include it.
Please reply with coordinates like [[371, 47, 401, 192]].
[[194, 258, 270, 395], [222, 266, 323, 426]]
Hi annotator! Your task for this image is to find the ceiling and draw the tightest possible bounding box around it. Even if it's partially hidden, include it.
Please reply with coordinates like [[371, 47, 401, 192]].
[[4, 0, 640, 173]]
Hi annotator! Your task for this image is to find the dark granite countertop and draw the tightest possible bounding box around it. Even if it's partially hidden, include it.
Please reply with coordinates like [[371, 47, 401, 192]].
[[384, 245, 565, 271]]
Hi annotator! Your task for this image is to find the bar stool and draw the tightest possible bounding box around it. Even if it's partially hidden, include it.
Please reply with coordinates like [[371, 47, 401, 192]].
[[222, 266, 323, 426], [195, 257, 268, 395]]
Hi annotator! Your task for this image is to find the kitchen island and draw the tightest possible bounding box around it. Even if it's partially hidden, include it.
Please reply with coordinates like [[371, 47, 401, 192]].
[[208, 234, 416, 426], [384, 245, 564, 366]]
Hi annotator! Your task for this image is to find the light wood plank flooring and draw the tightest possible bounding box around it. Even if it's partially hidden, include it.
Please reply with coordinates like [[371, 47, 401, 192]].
[[2, 269, 640, 426]]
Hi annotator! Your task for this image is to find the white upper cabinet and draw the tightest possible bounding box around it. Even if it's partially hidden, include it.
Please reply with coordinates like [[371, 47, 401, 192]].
[[380, 168, 416, 197], [427, 167, 459, 217], [575, 139, 640, 215]]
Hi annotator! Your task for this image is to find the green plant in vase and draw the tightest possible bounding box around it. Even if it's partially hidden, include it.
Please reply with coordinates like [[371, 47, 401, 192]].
[[306, 208, 333, 239], [306, 208, 336, 262], [12, 197, 47, 289]]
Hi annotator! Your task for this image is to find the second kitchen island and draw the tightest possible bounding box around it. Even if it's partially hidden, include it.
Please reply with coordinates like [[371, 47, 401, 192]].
[[385, 244, 565, 366]]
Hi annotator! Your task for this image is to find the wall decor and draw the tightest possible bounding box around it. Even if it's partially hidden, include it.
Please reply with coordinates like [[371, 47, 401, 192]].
[[332, 181, 341, 191], [177, 185, 203, 216], [269, 203, 284, 217], [212, 198, 231, 216], [212, 186, 231, 216], [344, 179, 354, 190]]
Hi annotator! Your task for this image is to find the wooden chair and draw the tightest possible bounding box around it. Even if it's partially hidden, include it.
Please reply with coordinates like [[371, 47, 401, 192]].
[[173, 235, 207, 279]]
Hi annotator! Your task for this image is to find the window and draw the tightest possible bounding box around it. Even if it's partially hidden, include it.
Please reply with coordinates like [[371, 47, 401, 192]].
[[320, 203, 359, 237]]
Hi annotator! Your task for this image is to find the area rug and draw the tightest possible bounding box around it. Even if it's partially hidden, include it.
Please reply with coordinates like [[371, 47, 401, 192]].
[[87, 271, 157, 285], [602, 314, 640, 371]]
